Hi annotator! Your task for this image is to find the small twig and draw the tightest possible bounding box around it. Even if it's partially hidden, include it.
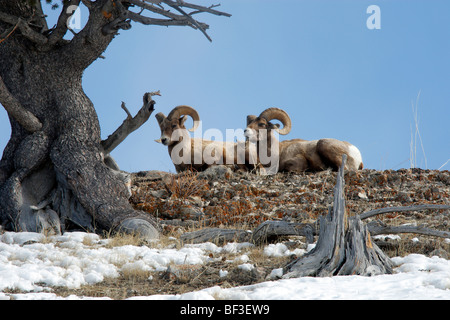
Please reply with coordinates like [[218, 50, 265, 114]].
[[121, 102, 132, 120], [0, 20, 19, 44], [0, 11, 48, 45], [438, 158, 450, 170], [164, 1, 212, 41], [113, 0, 230, 40], [165, 0, 231, 17]]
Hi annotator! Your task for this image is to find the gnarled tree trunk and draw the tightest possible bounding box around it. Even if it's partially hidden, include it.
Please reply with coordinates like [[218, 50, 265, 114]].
[[0, 1, 161, 238], [0, 1, 229, 238]]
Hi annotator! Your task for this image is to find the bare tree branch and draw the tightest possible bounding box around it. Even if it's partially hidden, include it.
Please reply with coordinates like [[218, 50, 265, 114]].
[[102, 0, 230, 40], [125, 10, 208, 28], [1, 0, 230, 52], [0, 75, 42, 133], [101, 91, 161, 155], [164, 0, 231, 17], [127, 0, 184, 20], [164, 1, 213, 41], [30, 0, 49, 33], [0, 10, 48, 45], [47, 0, 82, 46]]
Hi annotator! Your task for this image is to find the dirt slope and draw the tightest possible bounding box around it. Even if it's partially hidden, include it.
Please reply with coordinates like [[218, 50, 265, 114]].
[[130, 166, 449, 254]]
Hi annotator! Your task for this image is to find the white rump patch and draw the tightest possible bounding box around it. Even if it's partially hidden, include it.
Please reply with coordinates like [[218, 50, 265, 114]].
[[348, 145, 363, 168]]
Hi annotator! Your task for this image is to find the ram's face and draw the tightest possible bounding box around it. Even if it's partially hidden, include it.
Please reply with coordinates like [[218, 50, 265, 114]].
[[156, 114, 187, 146], [244, 116, 279, 142]]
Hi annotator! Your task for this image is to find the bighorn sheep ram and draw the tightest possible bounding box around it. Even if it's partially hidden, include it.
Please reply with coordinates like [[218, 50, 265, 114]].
[[244, 108, 364, 173], [155, 105, 241, 173]]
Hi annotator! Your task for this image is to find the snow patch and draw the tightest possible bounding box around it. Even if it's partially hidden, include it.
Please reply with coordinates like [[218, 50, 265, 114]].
[[1, 231, 450, 300]]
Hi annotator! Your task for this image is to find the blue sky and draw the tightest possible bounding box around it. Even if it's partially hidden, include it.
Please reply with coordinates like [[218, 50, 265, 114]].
[[1, 0, 449, 173]]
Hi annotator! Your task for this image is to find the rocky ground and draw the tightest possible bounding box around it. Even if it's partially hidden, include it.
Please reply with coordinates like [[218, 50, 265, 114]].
[[130, 166, 449, 238], [54, 166, 450, 299]]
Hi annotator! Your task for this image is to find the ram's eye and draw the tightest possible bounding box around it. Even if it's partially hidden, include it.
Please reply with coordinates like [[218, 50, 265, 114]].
[[172, 124, 178, 129], [258, 123, 265, 127]]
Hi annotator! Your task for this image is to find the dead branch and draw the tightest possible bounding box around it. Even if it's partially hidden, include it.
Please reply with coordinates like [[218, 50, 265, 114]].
[[367, 220, 450, 239], [101, 91, 160, 155], [46, 0, 82, 46], [180, 228, 251, 245], [127, 0, 189, 20], [124, 11, 207, 28], [1, 0, 229, 52], [169, 1, 231, 17], [0, 11, 48, 45], [359, 204, 450, 220], [0, 75, 42, 132], [251, 220, 315, 245], [0, 21, 19, 44], [102, 0, 230, 40], [164, 1, 213, 41]]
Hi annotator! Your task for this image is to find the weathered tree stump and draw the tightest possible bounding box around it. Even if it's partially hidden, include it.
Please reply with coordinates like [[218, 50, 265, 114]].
[[283, 155, 394, 278]]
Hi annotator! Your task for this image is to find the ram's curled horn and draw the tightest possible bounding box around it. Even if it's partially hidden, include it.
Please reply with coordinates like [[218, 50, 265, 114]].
[[167, 105, 200, 132], [259, 108, 292, 135]]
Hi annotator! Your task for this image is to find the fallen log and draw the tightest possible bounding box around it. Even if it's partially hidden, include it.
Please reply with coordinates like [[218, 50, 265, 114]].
[[251, 220, 315, 245], [180, 228, 251, 245]]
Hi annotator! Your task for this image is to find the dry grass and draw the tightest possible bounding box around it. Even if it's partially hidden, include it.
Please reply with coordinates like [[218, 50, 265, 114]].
[[163, 169, 208, 199], [46, 229, 296, 300], [203, 198, 268, 229], [102, 231, 147, 248], [378, 234, 450, 258]]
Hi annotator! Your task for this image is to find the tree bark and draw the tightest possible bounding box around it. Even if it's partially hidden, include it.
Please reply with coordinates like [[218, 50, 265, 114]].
[[0, 1, 160, 238], [251, 220, 315, 245]]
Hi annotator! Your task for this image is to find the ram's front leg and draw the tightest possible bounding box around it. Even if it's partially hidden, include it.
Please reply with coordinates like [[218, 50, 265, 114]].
[[280, 156, 309, 173]]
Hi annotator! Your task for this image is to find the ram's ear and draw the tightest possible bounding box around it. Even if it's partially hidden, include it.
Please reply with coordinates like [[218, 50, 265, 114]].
[[247, 115, 257, 126], [179, 115, 188, 127], [269, 123, 281, 130], [155, 112, 166, 126]]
